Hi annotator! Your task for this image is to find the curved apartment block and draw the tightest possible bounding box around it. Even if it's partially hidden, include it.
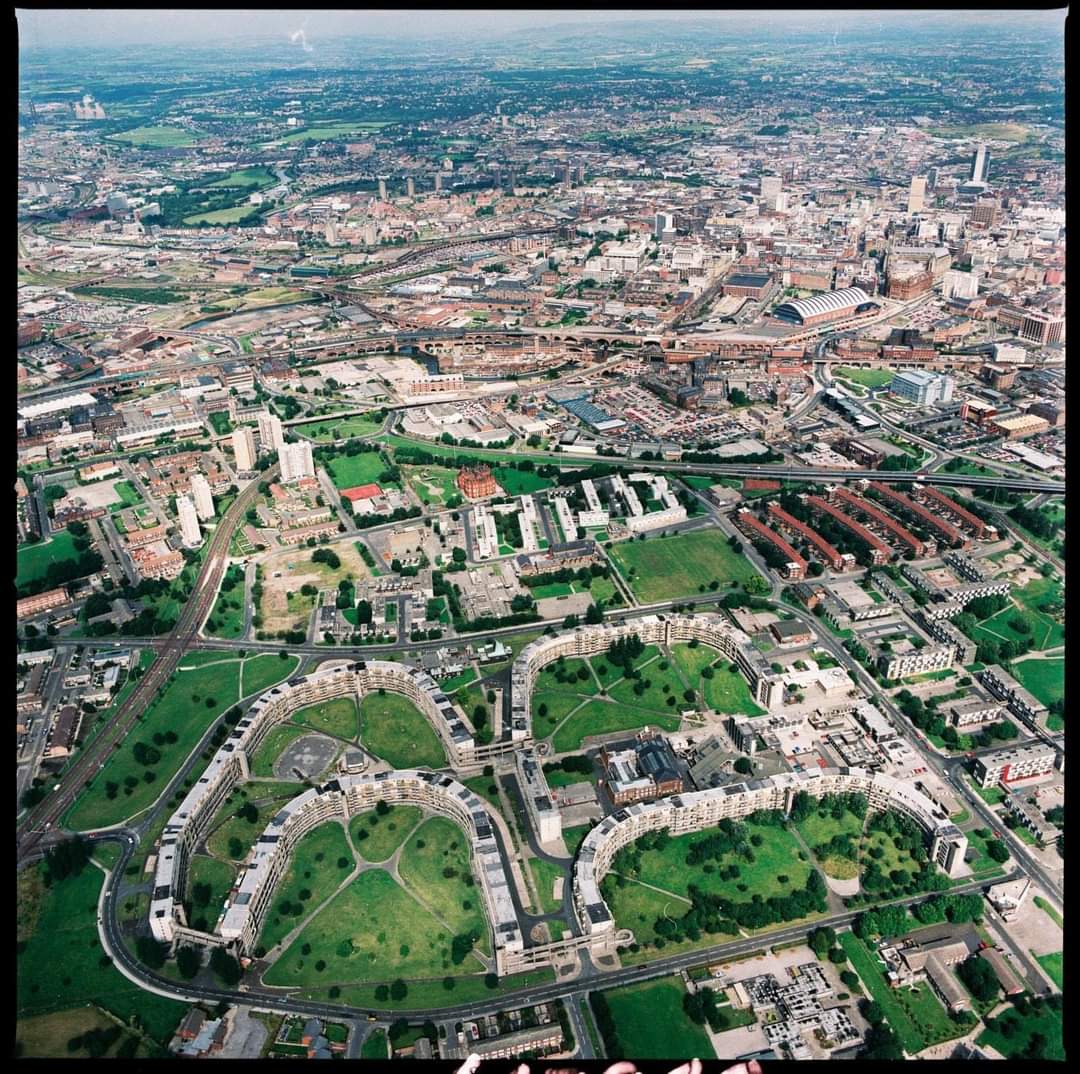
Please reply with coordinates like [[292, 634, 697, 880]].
[[571, 766, 968, 954], [509, 613, 780, 740], [148, 661, 474, 948]]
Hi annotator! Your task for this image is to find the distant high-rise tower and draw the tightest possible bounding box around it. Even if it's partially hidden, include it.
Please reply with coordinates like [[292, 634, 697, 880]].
[[654, 211, 674, 238], [232, 427, 257, 473], [971, 144, 990, 184], [257, 410, 285, 453], [926, 167, 939, 192], [279, 440, 315, 484], [406, 176, 415, 198], [760, 175, 782, 201], [190, 473, 215, 521], [434, 171, 442, 193], [363, 220, 377, 246], [176, 495, 202, 548], [907, 175, 927, 214], [378, 178, 387, 201]]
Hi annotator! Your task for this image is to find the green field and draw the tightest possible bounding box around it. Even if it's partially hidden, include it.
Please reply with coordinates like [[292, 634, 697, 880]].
[[264, 868, 467, 986], [64, 654, 298, 830], [325, 451, 391, 491], [398, 817, 489, 955], [599, 978, 715, 1059], [350, 804, 423, 862], [109, 125, 197, 147], [702, 663, 767, 715], [563, 824, 593, 856], [551, 698, 681, 753], [796, 807, 865, 879], [249, 723, 311, 778], [358, 693, 447, 769], [16, 1005, 147, 1059], [834, 365, 894, 389], [257, 822, 355, 953], [608, 528, 761, 602], [17, 862, 186, 1042], [293, 697, 359, 739], [493, 468, 555, 495], [206, 563, 246, 638], [294, 413, 384, 443], [17, 529, 81, 589], [241, 653, 301, 697], [205, 166, 276, 189], [1036, 951, 1063, 990], [111, 479, 142, 508], [182, 204, 256, 226]]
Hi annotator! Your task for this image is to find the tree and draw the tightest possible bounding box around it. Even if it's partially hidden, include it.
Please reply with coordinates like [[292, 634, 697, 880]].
[[175, 945, 202, 979], [734, 756, 754, 775], [209, 947, 242, 986], [389, 978, 408, 1001], [136, 935, 168, 970], [986, 839, 1010, 864], [957, 955, 1000, 1004], [585, 603, 603, 624]]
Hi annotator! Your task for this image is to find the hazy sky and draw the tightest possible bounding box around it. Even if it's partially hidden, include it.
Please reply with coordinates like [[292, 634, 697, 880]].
[[17, 8, 1066, 49]]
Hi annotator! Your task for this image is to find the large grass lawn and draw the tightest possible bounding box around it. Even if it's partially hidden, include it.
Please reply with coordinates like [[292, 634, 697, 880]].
[[834, 365, 894, 389], [599, 978, 715, 1059], [263, 868, 464, 987], [294, 414, 384, 443], [631, 818, 811, 902], [205, 781, 305, 862], [16, 862, 186, 1043], [493, 467, 555, 495], [324, 451, 392, 491], [293, 697, 359, 740], [109, 125, 197, 147], [403, 465, 460, 505], [358, 693, 447, 769], [257, 822, 355, 953], [205, 166, 276, 189], [205, 562, 246, 638], [64, 655, 242, 830], [16, 529, 80, 589], [350, 804, 423, 862], [240, 653, 301, 697], [608, 528, 761, 603], [702, 663, 767, 716], [563, 824, 594, 857], [604, 878, 694, 947], [551, 698, 681, 753], [796, 807, 865, 879], [16, 1006, 147, 1058], [1009, 657, 1064, 709], [398, 817, 490, 955]]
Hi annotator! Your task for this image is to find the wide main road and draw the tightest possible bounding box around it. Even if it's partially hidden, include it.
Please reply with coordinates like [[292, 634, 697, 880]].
[[15, 469, 276, 861]]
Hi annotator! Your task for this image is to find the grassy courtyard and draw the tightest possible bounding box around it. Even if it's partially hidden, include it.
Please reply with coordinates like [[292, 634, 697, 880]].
[[350, 804, 423, 862], [358, 693, 447, 769], [293, 697, 359, 739], [607, 528, 762, 603], [257, 822, 355, 953], [16, 529, 81, 590], [324, 450, 394, 492], [1009, 656, 1064, 709]]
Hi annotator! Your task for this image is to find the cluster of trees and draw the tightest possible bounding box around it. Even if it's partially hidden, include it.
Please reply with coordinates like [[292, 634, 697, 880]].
[[542, 754, 593, 778], [520, 562, 609, 589], [895, 688, 1017, 749], [1008, 502, 1062, 542], [981, 993, 1062, 1058], [683, 985, 741, 1032], [588, 991, 623, 1058], [64, 1024, 137, 1058], [42, 836, 91, 886], [956, 954, 1001, 1004], [860, 999, 904, 1059], [910, 892, 984, 926], [606, 633, 645, 672]]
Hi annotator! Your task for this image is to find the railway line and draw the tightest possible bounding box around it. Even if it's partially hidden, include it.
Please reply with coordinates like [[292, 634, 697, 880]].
[[15, 469, 275, 861]]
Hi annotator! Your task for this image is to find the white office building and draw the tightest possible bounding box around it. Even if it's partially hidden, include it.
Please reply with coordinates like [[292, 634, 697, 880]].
[[232, 427, 257, 472], [279, 440, 315, 484], [257, 410, 285, 453], [190, 473, 215, 521], [890, 370, 955, 406], [176, 494, 202, 548]]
